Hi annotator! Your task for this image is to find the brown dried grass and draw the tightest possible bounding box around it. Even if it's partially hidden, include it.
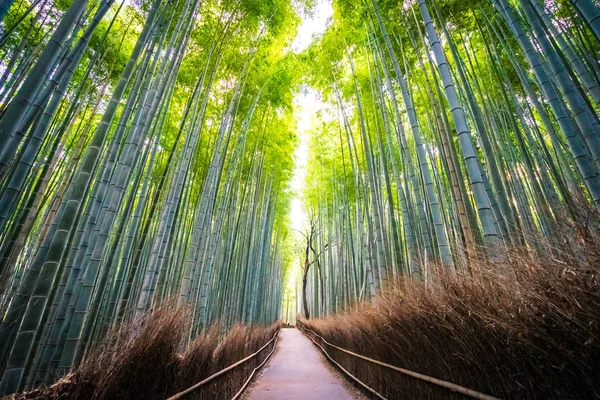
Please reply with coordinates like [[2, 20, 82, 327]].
[[8, 302, 279, 400], [301, 235, 600, 399]]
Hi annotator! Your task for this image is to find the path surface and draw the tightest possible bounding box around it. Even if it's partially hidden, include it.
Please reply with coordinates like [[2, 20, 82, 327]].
[[244, 328, 358, 400]]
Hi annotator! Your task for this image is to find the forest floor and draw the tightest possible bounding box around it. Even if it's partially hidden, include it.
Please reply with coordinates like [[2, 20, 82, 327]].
[[244, 328, 364, 400]]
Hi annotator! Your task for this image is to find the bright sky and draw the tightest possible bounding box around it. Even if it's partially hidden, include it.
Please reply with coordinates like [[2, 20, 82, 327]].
[[289, 0, 332, 233], [290, 0, 334, 53], [289, 88, 318, 233], [283, 2, 332, 315]]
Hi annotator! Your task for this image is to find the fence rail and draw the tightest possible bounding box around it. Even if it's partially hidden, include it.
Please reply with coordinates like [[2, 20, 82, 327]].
[[297, 321, 502, 400], [166, 329, 280, 400]]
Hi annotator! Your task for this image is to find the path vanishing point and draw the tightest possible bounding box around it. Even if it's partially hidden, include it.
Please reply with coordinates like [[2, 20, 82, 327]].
[[244, 328, 359, 400]]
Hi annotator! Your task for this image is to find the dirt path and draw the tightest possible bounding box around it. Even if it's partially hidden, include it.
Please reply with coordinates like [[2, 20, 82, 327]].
[[244, 328, 360, 400]]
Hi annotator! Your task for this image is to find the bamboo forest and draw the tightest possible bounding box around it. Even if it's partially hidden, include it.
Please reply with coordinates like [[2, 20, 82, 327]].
[[0, 0, 598, 398]]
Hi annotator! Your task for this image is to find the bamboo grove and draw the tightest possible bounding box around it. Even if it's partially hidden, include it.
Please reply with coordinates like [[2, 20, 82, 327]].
[[298, 0, 600, 319], [1, 0, 600, 396], [0, 0, 302, 394]]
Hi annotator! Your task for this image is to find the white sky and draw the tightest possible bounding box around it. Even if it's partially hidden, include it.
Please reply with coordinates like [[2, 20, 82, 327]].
[[289, 1, 332, 233], [290, 0, 334, 53], [289, 88, 318, 233]]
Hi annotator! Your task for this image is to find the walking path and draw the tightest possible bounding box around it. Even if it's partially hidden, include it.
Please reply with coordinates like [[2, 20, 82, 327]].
[[244, 328, 359, 400]]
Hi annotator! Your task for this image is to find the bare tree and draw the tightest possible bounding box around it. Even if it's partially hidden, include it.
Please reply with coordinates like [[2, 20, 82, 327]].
[[299, 215, 328, 319]]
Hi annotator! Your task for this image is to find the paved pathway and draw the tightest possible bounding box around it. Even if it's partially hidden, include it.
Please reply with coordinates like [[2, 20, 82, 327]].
[[244, 328, 358, 400]]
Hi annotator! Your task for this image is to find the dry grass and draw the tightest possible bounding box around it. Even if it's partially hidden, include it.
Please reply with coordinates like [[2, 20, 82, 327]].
[[301, 235, 600, 399], [7, 302, 279, 400]]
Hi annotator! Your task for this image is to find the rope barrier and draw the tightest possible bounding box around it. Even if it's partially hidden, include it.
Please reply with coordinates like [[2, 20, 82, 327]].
[[231, 333, 279, 400], [166, 328, 280, 400], [297, 321, 502, 400], [298, 323, 387, 400]]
